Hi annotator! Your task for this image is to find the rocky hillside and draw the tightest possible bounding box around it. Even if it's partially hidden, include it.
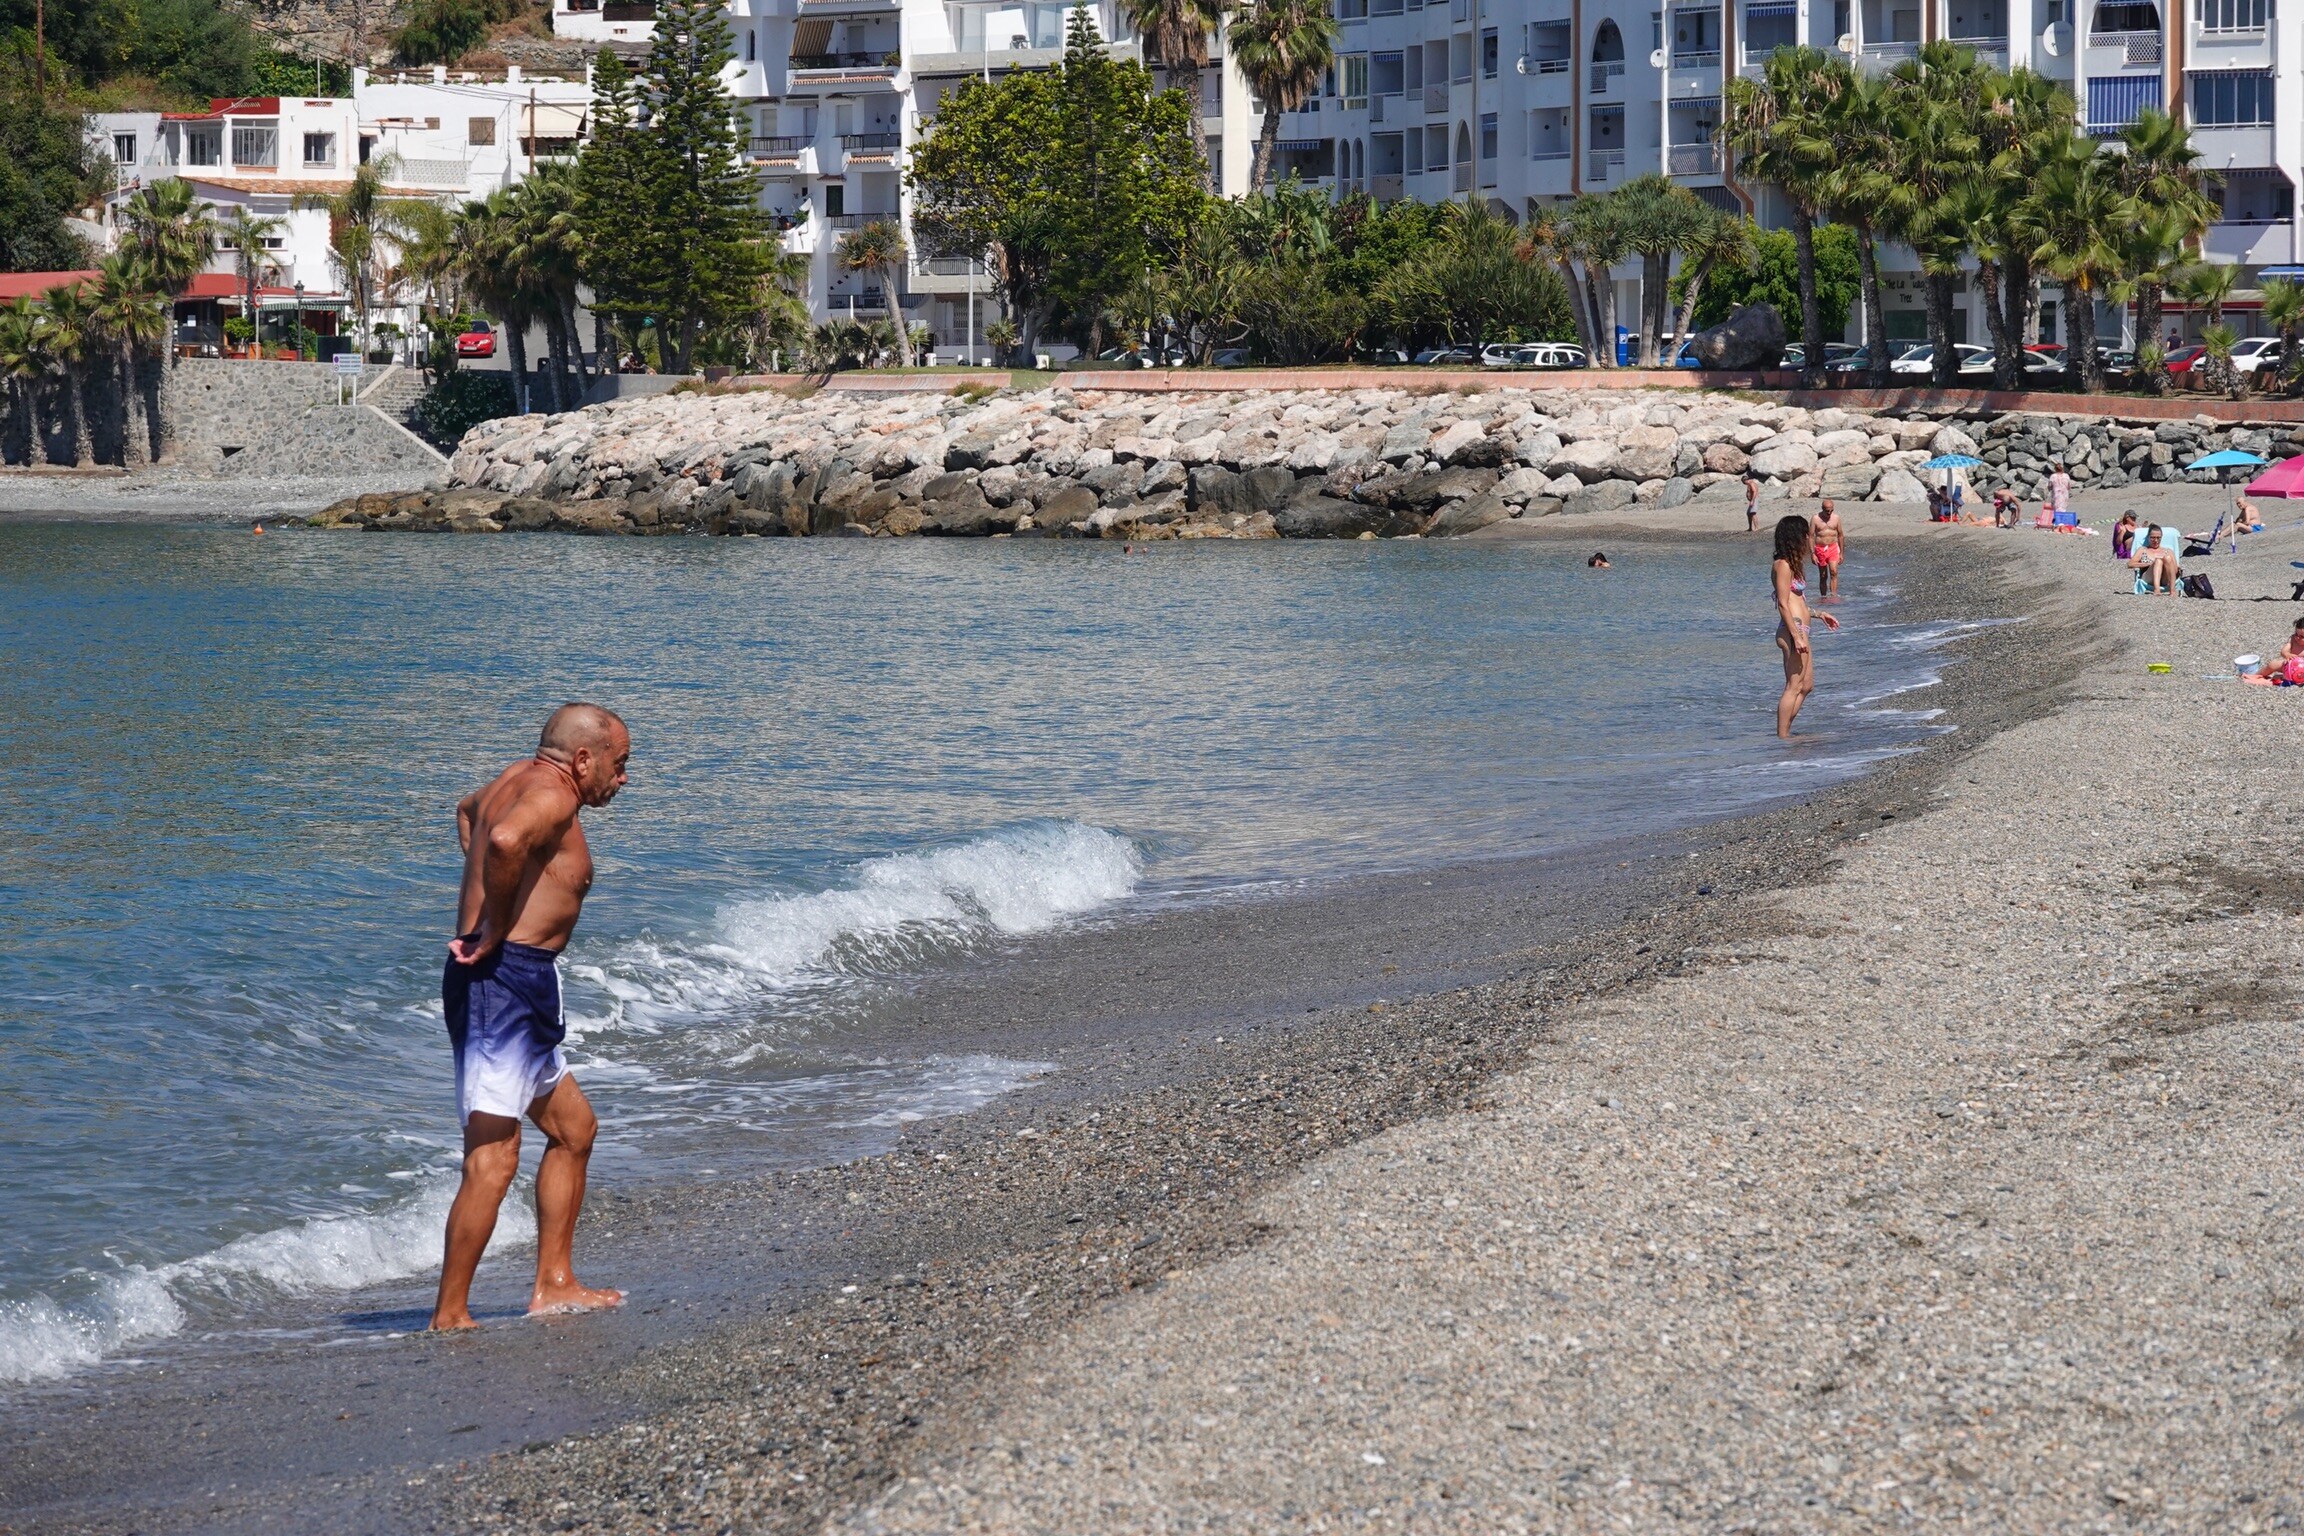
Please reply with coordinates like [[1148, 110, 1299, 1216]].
[[306, 383, 2300, 539]]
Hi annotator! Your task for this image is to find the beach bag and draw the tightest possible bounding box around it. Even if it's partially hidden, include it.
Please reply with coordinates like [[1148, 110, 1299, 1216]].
[[2181, 572, 2216, 600]]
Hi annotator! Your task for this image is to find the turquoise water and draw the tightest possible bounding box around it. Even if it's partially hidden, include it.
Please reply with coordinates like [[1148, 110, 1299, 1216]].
[[0, 523, 1952, 1382]]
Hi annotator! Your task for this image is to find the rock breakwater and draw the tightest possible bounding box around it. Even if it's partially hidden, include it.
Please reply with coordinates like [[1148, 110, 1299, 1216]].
[[303, 385, 2304, 537]]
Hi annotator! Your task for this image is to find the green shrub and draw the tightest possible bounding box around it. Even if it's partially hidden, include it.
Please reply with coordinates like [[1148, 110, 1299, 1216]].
[[394, 0, 517, 65], [413, 370, 517, 444]]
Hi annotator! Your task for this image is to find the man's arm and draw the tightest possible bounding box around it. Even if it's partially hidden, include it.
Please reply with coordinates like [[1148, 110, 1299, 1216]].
[[456, 789, 481, 854], [448, 780, 575, 964]]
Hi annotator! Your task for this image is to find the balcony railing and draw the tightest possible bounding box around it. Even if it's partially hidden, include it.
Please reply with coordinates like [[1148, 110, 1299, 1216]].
[[752, 134, 811, 154], [840, 131, 901, 152], [1424, 82, 1449, 111], [2092, 28, 2162, 64], [1588, 147, 1625, 182], [1672, 48, 1721, 67], [601, 1, 654, 18], [1453, 163, 1472, 191], [1667, 142, 1718, 174], [1947, 36, 2009, 63], [1371, 173, 1404, 200], [1859, 40, 1919, 60], [1528, 54, 1571, 72], [915, 254, 987, 276], [1591, 59, 1625, 91], [823, 212, 896, 229], [791, 51, 901, 70], [1531, 147, 1570, 160]]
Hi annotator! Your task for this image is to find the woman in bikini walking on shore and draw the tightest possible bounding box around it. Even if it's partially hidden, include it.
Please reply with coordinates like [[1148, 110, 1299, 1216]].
[[1773, 513, 1839, 739]]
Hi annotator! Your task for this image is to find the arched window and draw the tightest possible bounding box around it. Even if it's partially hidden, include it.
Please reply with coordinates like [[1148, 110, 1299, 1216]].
[[1592, 18, 1625, 59], [1454, 121, 1472, 163]]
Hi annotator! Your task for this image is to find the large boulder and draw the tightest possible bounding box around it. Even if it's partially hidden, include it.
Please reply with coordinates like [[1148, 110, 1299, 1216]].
[[1426, 492, 1514, 537], [1563, 479, 1638, 517], [1870, 467, 1928, 503], [1702, 442, 1750, 476], [1688, 303, 1787, 371], [1549, 438, 1621, 483], [1190, 464, 1296, 516], [1274, 495, 1387, 539], [1748, 440, 1820, 479], [1819, 461, 1881, 500], [1614, 424, 1681, 482]]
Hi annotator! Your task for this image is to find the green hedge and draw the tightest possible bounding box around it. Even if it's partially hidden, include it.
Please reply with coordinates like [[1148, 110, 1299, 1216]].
[[412, 371, 517, 445]]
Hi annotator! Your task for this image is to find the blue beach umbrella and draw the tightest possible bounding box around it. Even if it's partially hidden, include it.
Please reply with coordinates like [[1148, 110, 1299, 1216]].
[[2189, 448, 2269, 471], [1918, 453, 1986, 470]]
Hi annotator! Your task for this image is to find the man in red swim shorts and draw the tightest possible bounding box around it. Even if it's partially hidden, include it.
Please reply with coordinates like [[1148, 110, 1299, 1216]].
[[1811, 498, 1846, 599]]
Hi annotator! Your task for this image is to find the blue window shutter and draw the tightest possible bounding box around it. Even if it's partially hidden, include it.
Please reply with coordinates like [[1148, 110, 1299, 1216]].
[[2087, 75, 2162, 129]]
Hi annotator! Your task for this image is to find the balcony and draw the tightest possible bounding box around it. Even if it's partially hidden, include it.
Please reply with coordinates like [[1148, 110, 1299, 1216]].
[[601, 1, 654, 16], [1944, 34, 2007, 64], [1424, 82, 1450, 112], [1588, 147, 1625, 183], [790, 50, 901, 74], [2088, 29, 2162, 65], [1858, 40, 1918, 64], [752, 133, 812, 155], [839, 131, 901, 159], [2192, 124, 2275, 166], [2201, 219, 2292, 264], [1524, 54, 1570, 73], [1372, 172, 1404, 200], [1672, 47, 1721, 67], [1591, 59, 1625, 91], [1667, 142, 1718, 174], [822, 212, 899, 230]]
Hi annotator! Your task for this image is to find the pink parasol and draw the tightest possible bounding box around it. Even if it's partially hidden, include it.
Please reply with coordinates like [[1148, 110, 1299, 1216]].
[[2245, 453, 2304, 498]]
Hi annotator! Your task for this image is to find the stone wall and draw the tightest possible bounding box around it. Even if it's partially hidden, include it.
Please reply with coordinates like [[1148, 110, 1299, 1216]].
[[162, 358, 445, 477], [304, 383, 2297, 538]]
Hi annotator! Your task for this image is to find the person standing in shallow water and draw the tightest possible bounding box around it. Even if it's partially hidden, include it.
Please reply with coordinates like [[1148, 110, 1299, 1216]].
[[431, 703, 632, 1332], [1773, 515, 1839, 740]]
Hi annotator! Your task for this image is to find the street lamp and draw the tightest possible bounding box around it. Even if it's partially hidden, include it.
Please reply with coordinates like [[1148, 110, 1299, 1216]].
[[293, 280, 305, 360]]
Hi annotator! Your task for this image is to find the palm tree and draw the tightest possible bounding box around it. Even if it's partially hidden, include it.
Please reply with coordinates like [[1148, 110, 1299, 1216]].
[[837, 219, 915, 367], [2114, 108, 2218, 389], [1610, 174, 1707, 367], [1666, 211, 1757, 362], [1123, 0, 1227, 184], [118, 180, 218, 301], [504, 165, 591, 406], [1516, 202, 1593, 355], [1880, 44, 1988, 387], [1559, 192, 1628, 367], [1228, 0, 1339, 193], [1817, 67, 1898, 384], [40, 282, 102, 469], [1722, 46, 1843, 387], [217, 206, 288, 357], [453, 191, 538, 411], [2025, 139, 2129, 393], [2172, 259, 2237, 328], [0, 295, 49, 465], [89, 257, 171, 467], [296, 153, 417, 356], [2262, 276, 2304, 392], [1972, 66, 2074, 384]]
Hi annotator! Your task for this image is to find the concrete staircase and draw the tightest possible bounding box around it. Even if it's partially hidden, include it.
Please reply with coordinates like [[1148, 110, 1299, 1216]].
[[359, 363, 428, 431]]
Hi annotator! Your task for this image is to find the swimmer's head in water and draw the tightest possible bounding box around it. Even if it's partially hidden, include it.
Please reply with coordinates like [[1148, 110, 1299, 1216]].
[[1587, 552, 1608, 567], [539, 702, 631, 807], [1772, 514, 1810, 565]]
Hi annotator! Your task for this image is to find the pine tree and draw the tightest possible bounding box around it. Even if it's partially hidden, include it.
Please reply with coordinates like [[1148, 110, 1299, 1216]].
[[573, 0, 768, 374]]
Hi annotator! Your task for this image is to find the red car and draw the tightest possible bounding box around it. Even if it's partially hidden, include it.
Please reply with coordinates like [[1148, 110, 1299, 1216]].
[[456, 323, 496, 358], [2164, 344, 2206, 375]]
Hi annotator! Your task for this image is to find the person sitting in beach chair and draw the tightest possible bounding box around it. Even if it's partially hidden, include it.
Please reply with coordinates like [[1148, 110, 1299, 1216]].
[[2130, 525, 2180, 595]]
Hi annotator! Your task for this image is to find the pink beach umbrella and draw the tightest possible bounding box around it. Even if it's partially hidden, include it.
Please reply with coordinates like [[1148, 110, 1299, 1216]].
[[2245, 453, 2304, 498]]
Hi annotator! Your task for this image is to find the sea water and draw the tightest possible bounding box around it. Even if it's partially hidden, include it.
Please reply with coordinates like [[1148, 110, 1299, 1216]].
[[0, 522, 1962, 1382]]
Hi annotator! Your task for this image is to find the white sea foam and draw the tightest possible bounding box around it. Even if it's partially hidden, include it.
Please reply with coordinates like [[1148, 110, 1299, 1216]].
[[0, 1176, 535, 1386], [572, 820, 1143, 1029]]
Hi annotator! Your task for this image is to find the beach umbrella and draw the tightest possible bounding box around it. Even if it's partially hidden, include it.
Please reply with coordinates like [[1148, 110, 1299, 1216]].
[[2189, 448, 2270, 471], [2247, 453, 2304, 499], [1917, 453, 1986, 470]]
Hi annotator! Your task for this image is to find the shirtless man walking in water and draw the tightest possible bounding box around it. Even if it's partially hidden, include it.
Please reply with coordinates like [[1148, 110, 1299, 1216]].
[[430, 703, 631, 1331]]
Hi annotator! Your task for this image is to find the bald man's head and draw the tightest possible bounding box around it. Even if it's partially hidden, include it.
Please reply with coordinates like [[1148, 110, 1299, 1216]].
[[537, 703, 630, 807]]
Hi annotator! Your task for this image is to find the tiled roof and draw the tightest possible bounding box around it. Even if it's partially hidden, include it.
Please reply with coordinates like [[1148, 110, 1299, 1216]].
[[0, 270, 99, 300]]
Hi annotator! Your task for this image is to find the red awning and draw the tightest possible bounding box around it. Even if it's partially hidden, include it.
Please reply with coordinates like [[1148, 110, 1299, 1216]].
[[0, 270, 98, 301]]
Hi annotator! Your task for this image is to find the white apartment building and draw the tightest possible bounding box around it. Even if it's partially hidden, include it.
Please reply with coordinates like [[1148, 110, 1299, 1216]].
[[1307, 0, 2302, 348], [87, 70, 595, 357], [553, 0, 661, 45], [724, 0, 1261, 355]]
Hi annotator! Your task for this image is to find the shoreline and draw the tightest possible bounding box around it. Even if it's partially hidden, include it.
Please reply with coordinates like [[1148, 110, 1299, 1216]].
[[9, 518, 2057, 1535]]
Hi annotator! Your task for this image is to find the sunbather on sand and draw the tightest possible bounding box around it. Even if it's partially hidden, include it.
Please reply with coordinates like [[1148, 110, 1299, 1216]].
[[2129, 525, 2180, 595], [2112, 511, 2138, 560]]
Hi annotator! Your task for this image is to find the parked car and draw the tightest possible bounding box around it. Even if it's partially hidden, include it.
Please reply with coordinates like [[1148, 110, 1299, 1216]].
[[1889, 342, 1992, 377], [1527, 342, 1588, 369], [455, 322, 495, 358], [1479, 342, 1531, 369], [1414, 344, 1479, 365], [2163, 344, 2206, 376], [2229, 335, 2283, 373], [1210, 347, 1253, 368]]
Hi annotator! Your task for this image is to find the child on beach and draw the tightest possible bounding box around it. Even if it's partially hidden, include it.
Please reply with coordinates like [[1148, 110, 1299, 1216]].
[[2246, 615, 2304, 684]]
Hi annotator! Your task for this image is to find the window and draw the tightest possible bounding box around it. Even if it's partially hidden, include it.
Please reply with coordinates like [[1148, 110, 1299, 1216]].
[[113, 132, 136, 164], [824, 182, 845, 216], [1426, 125, 1449, 171], [1406, 46, 1423, 88], [1652, 10, 1664, 46], [1372, 50, 1405, 94], [1337, 0, 1367, 17], [1342, 53, 1369, 105], [230, 125, 276, 167], [2192, 69, 2274, 125], [1481, 26, 1498, 75], [1480, 110, 1498, 157], [302, 132, 335, 166], [469, 117, 496, 146], [1451, 33, 1472, 81], [2197, 0, 2267, 29], [2092, 0, 2160, 27]]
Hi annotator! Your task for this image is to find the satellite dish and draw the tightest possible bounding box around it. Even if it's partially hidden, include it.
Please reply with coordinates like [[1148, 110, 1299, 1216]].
[[1649, 46, 1667, 67], [1516, 52, 1532, 73], [2040, 21, 2069, 54], [1836, 31, 1857, 54]]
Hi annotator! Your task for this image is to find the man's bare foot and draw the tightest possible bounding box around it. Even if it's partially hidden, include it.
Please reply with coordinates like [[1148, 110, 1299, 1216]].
[[429, 1310, 481, 1332], [527, 1282, 624, 1317]]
